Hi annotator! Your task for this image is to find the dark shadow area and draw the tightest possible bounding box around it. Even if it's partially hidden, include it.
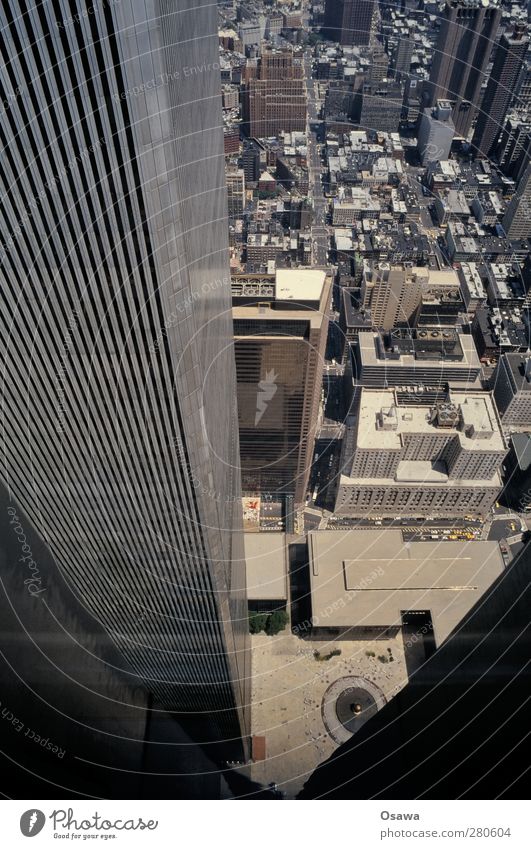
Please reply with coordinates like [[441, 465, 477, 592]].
[[300, 540, 531, 799], [0, 486, 261, 799], [288, 543, 312, 635]]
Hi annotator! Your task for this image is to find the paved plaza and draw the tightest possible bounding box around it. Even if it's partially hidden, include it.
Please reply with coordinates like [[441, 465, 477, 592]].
[[249, 629, 410, 797]]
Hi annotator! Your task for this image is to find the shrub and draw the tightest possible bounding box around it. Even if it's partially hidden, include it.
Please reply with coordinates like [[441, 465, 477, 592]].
[[266, 609, 289, 635], [249, 613, 268, 634], [314, 648, 342, 662]]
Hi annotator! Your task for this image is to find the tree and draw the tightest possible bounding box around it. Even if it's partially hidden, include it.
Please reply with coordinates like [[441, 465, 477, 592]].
[[249, 612, 268, 634], [265, 609, 289, 636]]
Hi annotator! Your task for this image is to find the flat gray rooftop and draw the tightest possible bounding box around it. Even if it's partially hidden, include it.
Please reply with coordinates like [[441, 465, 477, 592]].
[[308, 530, 504, 646], [245, 533, 288, 601]]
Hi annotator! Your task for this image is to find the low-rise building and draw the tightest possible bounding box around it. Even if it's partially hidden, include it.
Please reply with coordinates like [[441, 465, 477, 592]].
[[352, 328, 482, 387], [307, 530, 504, 643], [335, 387, 507, 518]]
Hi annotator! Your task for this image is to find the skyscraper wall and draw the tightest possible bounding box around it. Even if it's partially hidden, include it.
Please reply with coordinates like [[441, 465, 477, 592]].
[[0, 0, 249, 750], [428, 0, 502, 138], [472, 25, 529, 158], [502, 161, 531, 238], [323, 0, 375, 47]]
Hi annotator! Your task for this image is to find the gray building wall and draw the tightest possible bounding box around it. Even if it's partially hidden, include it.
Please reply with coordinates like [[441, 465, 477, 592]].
[[335, 480, 500, 517], [0, 0, 248, 749]]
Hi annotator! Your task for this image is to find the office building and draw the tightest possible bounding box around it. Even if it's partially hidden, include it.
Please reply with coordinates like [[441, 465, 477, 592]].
[[232, 270, 331, 504], [0, 0, 249, 751], [353, 328, 482, 387], [497, 116, 531, 181], [359, 81, 404, 135], [242, 47, 307, 138], [492, 353, 531, 431], [323, 0, 375, 46], [336, 389, 507, 518], [458, 262, 488, 314], [393, 33, 414, 79], [417, 100, 455, 164], [472, 25, 529, 158], [226, 166, 246, 217], [361, 264, 424, 331], [427, 0, 502, 137], [502, 161, 531, 238]]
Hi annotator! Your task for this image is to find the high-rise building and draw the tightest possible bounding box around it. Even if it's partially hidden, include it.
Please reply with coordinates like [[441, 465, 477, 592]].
[[323, 0, 375, 47], [226, 166, 247, 217], [472, 25, 529, 158], [393, 32, 414, 79], [502, 161, 531, 238], [498, 115, 531, 179], [369, 50, 390, 83], [0, 0, 249, 752], [418, 100, 456, 164], [513, 63, 531, 112], [359, 81, 404, 134], [361, 263, 424, 330], [427, 0, 502, 138], [242, 47, 307, 138], [492, 353, 531, 431], [232, 270, 331, 505]]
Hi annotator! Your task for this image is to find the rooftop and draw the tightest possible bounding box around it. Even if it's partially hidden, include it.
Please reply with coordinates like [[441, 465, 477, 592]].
[[355, 388, 504, 451], [308, 530, 505, 646], [357, 330, 481, 370], [275, 268, 327, 302], [245, 533, 288, 602]]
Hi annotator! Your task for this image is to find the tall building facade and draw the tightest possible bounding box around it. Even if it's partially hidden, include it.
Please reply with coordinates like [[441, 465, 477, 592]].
[[361, 264, 424, 330], [359, 81, 404, 134], [418, 100, 455, 164], [427, 0, 502, 138], [472, 25, 529, 158], [502, 161, 531, 238], [0, 0, 249, 750], [323, 0, 375, 46], [232, 270, 331, 505], [242, 48, 307, 138]]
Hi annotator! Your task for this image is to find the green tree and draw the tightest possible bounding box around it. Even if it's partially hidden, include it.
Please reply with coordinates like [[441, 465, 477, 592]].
[[265, 609, 289, 635], [249, 612, 268, 634]]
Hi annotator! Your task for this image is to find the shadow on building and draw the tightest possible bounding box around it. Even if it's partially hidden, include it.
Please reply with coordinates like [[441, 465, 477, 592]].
[[0, 486, 264, 799]]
